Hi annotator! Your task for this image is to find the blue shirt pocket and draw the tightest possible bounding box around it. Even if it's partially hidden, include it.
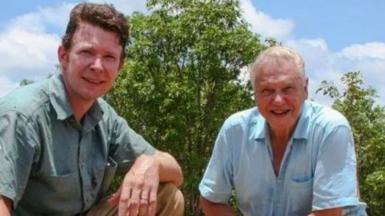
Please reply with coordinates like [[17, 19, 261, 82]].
[[286, 175, 313, 215]]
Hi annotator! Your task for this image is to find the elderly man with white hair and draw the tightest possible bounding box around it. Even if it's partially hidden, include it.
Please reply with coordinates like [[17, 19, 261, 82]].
[[199, 46, 367, 216]]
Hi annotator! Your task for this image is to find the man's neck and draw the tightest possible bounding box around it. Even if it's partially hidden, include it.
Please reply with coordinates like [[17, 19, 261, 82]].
[[68, 96, 95, 122], [269, 126, 292, 144], [269, 126, 293, 176]]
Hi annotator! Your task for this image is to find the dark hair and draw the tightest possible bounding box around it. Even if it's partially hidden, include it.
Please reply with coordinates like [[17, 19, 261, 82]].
[[62, 3, 129, 59]]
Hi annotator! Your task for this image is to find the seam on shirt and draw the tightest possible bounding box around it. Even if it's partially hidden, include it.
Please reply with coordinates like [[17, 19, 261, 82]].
[[312, 197, 359, 211]]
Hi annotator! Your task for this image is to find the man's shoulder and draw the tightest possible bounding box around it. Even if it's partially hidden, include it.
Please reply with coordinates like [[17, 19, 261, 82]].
[[0, 80, 50, 118], [223, 107, 259, 129], [97, 98, 119, 118], [95, 98, 127, 129], [305, 100, 350, 129]]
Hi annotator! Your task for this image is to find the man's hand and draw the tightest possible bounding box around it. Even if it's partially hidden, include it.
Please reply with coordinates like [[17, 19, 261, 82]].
[[200, 196, 235, 216], [0, 195, 12, 216], [309, 208, 342, 216], [110, 154, 160, 216], [108, 150, 183, 216]]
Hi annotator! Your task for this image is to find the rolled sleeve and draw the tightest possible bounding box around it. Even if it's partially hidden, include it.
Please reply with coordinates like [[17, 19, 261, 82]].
[[312, 125, 360, 210], [199, 126, 233, 204], [0, 112, 37, 206], [109, 115, 156, 173]]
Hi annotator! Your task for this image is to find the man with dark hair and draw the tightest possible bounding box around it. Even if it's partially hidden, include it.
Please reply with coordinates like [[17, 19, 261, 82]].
[[0, 3, 183, 216], [199, 46, 367, 216]]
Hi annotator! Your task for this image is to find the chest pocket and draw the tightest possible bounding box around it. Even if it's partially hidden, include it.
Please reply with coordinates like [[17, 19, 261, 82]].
[[287, 175, 313, 215], [20, 172, 81, 215], [284, 139, 314, 215]]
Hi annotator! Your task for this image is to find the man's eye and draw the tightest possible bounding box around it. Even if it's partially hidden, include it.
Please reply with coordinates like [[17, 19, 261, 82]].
[[283, 87, 294, 93], [105, 55, 117, 61], [80, 50, 92, 56], [261, 89, 273, 96]]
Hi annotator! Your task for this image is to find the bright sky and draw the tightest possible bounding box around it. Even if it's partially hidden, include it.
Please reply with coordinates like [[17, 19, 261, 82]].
[[1, 0, 384, 105]]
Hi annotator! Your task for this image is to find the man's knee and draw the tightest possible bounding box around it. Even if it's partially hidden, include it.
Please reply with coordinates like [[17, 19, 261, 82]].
[[157, 183, 184, 216], [88, 183, 184, 216]]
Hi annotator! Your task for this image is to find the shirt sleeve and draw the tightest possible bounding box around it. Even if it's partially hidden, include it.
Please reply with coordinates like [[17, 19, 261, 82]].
[[0, 112, 38, 206], [312, 125, 360, 210], [109, 114, 156, 173], [199, 124, 233, 204]]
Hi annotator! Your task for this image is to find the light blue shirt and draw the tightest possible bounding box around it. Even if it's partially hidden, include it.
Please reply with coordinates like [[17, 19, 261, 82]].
[[199, 100, 366, 216]]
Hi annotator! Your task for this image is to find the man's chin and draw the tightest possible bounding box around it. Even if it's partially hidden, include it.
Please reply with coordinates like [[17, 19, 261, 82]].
[[78, 91, 104, 102], [268, 117, 294, 127], [269, 113, 291, 121]]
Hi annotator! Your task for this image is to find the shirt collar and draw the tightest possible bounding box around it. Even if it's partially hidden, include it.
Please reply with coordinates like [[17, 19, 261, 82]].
[[48, 74, 104, 128], [291, 100, 311, 140], [251, 109, 268, 141], [82, 100, 104, 132], [48, 74, 73, 120]]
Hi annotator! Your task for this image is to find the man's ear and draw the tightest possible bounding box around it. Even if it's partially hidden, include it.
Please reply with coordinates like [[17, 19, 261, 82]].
[[118, 60, 124, 71], [304, 77, 309, 98], [58, 45, 68, 70], [118, 54, 125, 71]]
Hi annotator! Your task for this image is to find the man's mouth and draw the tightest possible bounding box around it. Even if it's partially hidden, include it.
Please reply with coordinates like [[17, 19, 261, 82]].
[[271, 109, 290, 116], [83, 77, 104, 84]]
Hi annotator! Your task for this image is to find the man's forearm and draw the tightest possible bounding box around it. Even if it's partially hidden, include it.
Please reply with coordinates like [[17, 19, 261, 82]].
[[0, 195, 12, 216], [309, 207, 342, 216], [153, 150, 183, 187], [200, 196, 234, 216]]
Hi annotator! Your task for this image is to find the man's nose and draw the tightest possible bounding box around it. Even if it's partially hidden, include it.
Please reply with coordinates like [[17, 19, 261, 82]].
[[90, 57, 103, 71], [272, 92, 284, 104]]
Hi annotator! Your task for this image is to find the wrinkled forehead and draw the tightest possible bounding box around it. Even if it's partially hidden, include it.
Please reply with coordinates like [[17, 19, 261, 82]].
[[72, 22, 120, 42], [69, 22, 123, 57], [256, 57, 304, 79], [253, 48, 305, 73]]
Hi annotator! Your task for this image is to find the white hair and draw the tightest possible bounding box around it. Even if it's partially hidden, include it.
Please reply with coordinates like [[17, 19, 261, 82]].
[[249, 46, 305, 90]]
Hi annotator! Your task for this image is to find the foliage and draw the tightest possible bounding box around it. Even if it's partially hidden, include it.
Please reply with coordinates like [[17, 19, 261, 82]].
[[19, 79, 35, 86], [19, 73, 54, 86], [106, 0, 265, 214], [317, 71, 385, 215]]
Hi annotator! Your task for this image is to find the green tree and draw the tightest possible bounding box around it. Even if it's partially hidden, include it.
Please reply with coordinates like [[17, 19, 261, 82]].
[[19, 72, 55, 87], [106, 0, 265, 214], [19, 79, 35, 86], [317, 71, 385, 215]]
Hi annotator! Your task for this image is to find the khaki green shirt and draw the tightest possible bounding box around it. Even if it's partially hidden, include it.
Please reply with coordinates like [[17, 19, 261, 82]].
[[0, 74, 155, 215]]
